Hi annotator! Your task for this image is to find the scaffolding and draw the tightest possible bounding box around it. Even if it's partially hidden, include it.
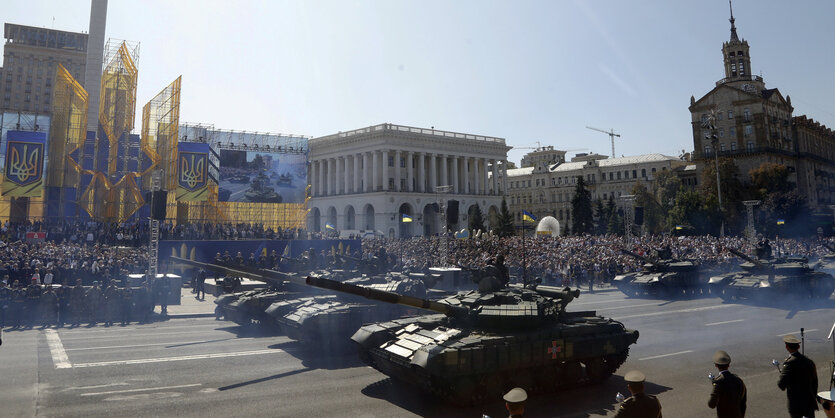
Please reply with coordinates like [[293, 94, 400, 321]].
[[140, 76, 181, 191]]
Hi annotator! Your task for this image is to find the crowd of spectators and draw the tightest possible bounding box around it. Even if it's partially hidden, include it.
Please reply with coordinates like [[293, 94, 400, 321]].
[[362, 235, 835, 287]]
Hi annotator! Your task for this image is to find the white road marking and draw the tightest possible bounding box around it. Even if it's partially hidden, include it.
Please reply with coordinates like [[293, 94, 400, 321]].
[[776, 329, 817, 337], [617, 304, 732, 320], [65, 338, 256, 351], [72, 349, 283, 368], [597, 302, 665, 311], [80, 383, 202, 397], [65, 383, 131, 391], [45, 329, 72, 369], [639, 350, 694, 361], [59, 329, 233, 341], [705, 319, 745, 326]]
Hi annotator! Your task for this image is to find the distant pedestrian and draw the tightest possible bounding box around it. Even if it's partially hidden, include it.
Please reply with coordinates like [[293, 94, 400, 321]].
[[708, 350, 746, 418], [777, 335, 818, 418], [195, 269, 206, 300]]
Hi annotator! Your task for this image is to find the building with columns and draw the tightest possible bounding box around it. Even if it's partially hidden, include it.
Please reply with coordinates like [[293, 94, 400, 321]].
[[307, 123, 510, 238]]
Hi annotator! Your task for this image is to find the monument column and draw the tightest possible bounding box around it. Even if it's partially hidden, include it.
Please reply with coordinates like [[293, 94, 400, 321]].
[[429, 154, 437, 191], [381, 150, 389, 191], [483, 158, 489, 195], [440, 155, 448, 187], [451, 156, 459, 193], [462, 157, 469, 194], [372, 151, 379, 192], [473, 158, 480, 195], [394, 150, 402, 192], [406, 151, 414, 192], [491, 159, 498, 195], [417, 152, 425, 192]]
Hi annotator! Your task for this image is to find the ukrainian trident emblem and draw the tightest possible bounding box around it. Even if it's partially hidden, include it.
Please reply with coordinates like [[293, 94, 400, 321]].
[[178, 152, 206, 191], [5, 141, 43, 186]]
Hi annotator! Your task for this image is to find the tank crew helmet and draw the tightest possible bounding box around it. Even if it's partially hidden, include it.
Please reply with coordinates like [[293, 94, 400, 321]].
[[712, 350, 731, 366]]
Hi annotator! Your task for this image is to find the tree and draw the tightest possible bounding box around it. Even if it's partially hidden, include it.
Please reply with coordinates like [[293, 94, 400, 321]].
[[757, 190, 812, 238], [749, 162, 791, 197], [571, 176, 594, 235], [468, 204, 485, 233], [701, 157, 746, 234], [668, 189, 718, 235], [633, 182, 665, 234], [594, 199, 607, 235], [495, 197, 515, 237]]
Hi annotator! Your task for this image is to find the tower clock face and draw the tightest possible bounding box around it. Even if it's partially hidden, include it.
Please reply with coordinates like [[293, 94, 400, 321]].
[[742, 83, 757, 93]]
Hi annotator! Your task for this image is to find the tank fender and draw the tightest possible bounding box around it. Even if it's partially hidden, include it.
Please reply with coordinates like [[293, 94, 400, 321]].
[[708, 274, 733, 285]]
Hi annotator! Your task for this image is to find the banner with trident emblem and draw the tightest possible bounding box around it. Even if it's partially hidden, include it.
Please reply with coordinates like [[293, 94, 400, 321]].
[[2, 131, 46, 197], [176, 142, 210, 201]]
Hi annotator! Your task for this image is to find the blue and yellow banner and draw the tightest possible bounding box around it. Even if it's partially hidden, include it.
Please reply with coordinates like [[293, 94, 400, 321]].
[[176, 142, 210, 202], [2, 131, 46, 197], [522, 210, 537, 223], [401, 214, 413, 223]]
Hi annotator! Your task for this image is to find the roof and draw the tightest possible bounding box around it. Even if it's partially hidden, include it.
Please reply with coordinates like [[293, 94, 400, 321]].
[[507, 154, 680, 177], [506, 167, 535, 177]]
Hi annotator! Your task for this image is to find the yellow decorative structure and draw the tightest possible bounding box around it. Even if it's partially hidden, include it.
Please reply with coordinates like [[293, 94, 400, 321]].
[[98, 41, 138, 175], [140, 76, 181, 191], [46, 64, 88, 189]]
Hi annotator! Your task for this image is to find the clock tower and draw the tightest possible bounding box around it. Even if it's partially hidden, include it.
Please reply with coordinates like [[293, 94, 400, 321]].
[[720, 0, 762, 91]]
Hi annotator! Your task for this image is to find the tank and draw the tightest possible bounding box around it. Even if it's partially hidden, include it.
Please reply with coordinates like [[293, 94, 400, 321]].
[[709, 247, 835, 301], [244, 172, 283, 203], [613, 248, 709, 297], [266, 271, 429, 349], [228, 173, 250, 183], [305, 274, 639, 405], [216, 288, 291, 326], [276, 173, 293, 186]]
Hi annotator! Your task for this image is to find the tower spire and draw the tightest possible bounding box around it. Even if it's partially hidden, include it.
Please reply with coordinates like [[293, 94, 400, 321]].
[[728, 0, 740, 42]]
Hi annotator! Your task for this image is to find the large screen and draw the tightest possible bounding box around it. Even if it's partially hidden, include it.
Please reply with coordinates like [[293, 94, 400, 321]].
[[217, 150, 307, 203]]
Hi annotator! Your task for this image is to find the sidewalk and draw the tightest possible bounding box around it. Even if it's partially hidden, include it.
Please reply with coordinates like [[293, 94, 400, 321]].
[[159, 287, 218, 319]]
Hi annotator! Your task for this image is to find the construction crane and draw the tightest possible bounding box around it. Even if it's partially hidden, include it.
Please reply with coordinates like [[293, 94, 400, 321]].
[[586, 126, 621, 158]]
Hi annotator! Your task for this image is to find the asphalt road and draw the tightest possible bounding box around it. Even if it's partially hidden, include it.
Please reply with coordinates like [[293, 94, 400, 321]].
[[1, 290, 833, 417]]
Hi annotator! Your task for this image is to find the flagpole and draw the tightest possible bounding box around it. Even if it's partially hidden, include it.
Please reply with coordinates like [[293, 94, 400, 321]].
[[522, 214, 527, 286]]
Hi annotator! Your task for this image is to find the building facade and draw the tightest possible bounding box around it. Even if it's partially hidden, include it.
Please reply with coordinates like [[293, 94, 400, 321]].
[[688, 7, 835, 210], [0, 23, 88, 116], [308, 123, 510, 238], [506, 152, 686, 232]]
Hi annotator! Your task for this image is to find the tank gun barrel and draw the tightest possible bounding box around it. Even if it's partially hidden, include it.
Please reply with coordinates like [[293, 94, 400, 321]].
[[306, 275, 468, 317], [620, 249, 654, 266], [534, 285, 581, 303], [725, 248, 764, 267], [171, 257, 307, 288]]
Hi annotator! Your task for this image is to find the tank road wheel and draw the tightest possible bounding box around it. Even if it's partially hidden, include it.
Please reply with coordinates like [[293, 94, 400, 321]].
[[557, 360, 584, 388], [583, 350, 629, 383]]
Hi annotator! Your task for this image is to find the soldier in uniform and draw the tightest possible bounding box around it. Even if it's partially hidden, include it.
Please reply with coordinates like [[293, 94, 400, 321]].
[[25, 278, 42, 328], [494, 254, 510, 287], [69, 279, 86, 327], [614, 370, 662, 418], [777, 335, 818, 418], [708, 350, 746, 418], [39, 285, 58, 328], [503, 387, 527, 418], [818, 389, 835, 418], [135, 280, 153, 324], [120, 285, 133, 325], [85, 281, 103, 326], [103, 281, 119, 326], [56, 280, 70, 327], [0, 279, 11, 328]]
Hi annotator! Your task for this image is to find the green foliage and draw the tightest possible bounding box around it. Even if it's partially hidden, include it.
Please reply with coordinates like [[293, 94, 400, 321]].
[[571, 176, 594, 235], [668, 189, 718, 235], [756, 190, 812, 237], [606, 196, 624, 235], [594, 200, 607, 235], [468, 204, 485, 233], [749, 162, 791, 197], [495, 197, 515, 237]]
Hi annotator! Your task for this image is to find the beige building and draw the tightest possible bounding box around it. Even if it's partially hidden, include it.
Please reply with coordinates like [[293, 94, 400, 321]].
[[688, 8, 835, 210], [0, 24, 88, 116], [308, 123, 510, 238], [506, 152, 686, 232]]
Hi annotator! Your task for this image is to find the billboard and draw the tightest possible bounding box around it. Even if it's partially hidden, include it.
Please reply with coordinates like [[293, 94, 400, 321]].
[[2, 130, 46, 197], [217, 150, 306, 203], [176, 142, 210, 202]]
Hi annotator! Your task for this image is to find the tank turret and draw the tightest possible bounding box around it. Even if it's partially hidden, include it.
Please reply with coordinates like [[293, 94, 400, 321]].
[[614, 249, 707, 298]]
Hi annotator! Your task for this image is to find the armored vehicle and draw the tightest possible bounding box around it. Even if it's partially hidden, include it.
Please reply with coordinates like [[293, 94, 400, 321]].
[[266, 271, 428, 349], [709, 248, 835, 301], [244, 173, 282, 203], [228, 173, 250, 183], [306, 275, 639, 405], [216, 288, 291, 326], [276, 173, 293, 186], [613, 248, 708, 297]]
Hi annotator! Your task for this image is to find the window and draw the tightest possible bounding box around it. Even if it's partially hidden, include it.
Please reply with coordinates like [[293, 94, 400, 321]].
[[744, 125, 753, 136], [731, 63, 737, 76], [731, 142, 737, 151], [527, 180, 531, 187], [719, 128, 725, 138], [717, 112, 723, 121], [399, 157, 405, 168], [701, 114, 708, 124], [738, 61, 745, 76], [743, 108, 751, 122], [624, 170, 629, 179], [651, 167, 656, 174], [641, 168, 646, 178], [720, 143, 725, 151], [632, 170, 637, 178], [704, 145, 712, 155], [730, 127, 736, 137], [746, 141, 754, 151], [728, 110, 734, 119], [609, 172, 613, 181], [737, 50, 743, 56], [388, 156, 394, 167], [729, 51, 735, 57], [617, 172, 621, 180]]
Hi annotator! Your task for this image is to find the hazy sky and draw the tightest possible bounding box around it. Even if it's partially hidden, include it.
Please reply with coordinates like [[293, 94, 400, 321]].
[[3, 0, 834, 165]]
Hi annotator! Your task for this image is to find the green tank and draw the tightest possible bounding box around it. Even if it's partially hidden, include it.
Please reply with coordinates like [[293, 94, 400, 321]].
[[244, 172, 283, 203], [613, 249, 709, 297], [216, 288, 291, 326], [709, 247, 835, 301], [306, 275, 639, 405]]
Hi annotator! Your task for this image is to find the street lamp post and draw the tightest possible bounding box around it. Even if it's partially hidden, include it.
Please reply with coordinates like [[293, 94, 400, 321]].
[[619, 194, 636, 243], [706, 107, 724, 237]]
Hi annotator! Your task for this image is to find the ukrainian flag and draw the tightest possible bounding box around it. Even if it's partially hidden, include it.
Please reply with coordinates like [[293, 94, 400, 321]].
[[401, 214, 413, 223], [325, 223, 336, 230], [777, 219, 785, 225], [675, 225, 683, 230], [522, 210, 537, 223]]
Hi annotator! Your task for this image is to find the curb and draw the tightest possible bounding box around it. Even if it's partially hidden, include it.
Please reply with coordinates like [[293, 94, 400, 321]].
[[165, 313, 216, 319]]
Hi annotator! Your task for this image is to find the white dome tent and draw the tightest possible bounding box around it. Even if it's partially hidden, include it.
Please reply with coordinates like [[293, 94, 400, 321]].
[[535, 216, 561, 236]]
